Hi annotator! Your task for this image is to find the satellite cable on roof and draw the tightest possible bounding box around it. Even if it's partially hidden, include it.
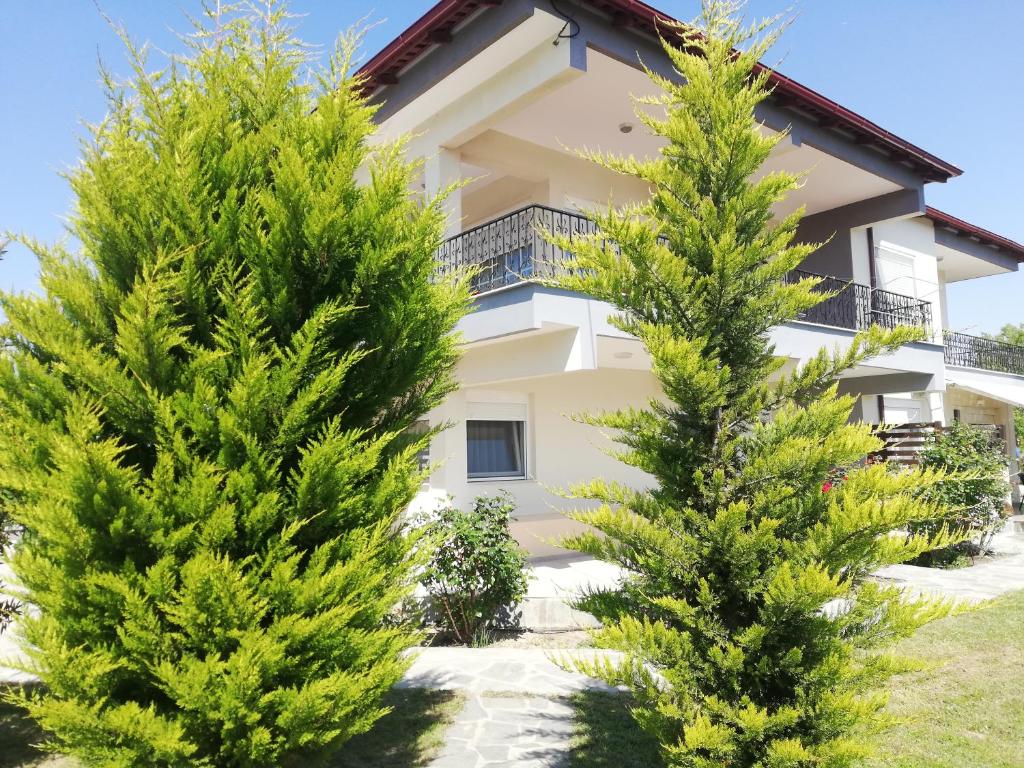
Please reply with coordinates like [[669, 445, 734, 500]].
[[550, 0, 581, 45]]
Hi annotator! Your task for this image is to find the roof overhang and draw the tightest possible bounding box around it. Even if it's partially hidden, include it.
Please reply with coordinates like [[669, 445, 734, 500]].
[[947, 367, 1024, 409], [926, 206, 1024, 264], [358, 0, 963, 183]]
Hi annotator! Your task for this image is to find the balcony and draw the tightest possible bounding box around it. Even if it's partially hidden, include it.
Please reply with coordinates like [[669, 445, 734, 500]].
[[436, 205, 932, 333], [436, 205, 595, 293], [781, 269, 932, 332], [943, 331, 1024, 375]]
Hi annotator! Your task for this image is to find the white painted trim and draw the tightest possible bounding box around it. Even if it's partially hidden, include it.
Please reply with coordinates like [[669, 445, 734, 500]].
[[466, 401, 528, 420]]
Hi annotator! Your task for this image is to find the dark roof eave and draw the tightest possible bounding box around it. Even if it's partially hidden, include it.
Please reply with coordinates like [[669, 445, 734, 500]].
[[925, 207, 1024, 262], [357, 0, 963, 183]]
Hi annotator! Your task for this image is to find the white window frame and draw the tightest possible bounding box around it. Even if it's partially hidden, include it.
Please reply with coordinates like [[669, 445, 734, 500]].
[[465, 401, 529, 482], [409, 419, 430, 475]]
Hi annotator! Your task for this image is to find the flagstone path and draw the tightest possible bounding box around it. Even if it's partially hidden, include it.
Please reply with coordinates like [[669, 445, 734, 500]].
[[874, 551, 1024, 604], [397, 647, 621, 767], [873, 529, 1024, 604]]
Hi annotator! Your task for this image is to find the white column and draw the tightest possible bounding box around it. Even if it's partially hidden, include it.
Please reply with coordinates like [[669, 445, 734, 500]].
[[424, 147, 463, 238], [859, 395, 881, 424], [850, 228, 872, 287], [547, 177, 568, 210], [927, 391, 947, 426], [1002, 403, 1020, 509]]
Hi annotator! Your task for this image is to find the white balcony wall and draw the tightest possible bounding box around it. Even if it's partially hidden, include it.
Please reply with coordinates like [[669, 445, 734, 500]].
[[870, 217, 945, 342], [850, 228, 872, 286]]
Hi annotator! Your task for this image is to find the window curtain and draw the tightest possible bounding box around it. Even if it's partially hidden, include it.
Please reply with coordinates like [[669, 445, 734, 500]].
[[467, 420, 524, 478]]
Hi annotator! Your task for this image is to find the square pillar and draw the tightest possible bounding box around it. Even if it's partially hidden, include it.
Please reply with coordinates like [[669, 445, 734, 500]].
[[927, 391, 947, 426], [424, 147, 463, 238]]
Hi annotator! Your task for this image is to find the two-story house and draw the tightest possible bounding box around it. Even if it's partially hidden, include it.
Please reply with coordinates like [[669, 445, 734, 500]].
[[362, 0, 1024, 559]]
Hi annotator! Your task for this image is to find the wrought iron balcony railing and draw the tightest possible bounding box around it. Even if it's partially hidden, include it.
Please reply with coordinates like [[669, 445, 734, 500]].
[[943, 330, 1024, 375], [436, 205, 932, 333], [780, 269, 932, 332], [435, 205, 596, 293]]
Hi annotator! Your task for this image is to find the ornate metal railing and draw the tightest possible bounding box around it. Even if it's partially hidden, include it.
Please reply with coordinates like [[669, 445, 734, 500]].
[[781, 269, 871, 330], [943, 330, 1024, 374], [437, 206, 932, 333], [435, 205, 599, 294], [871, 286, 933, 331]]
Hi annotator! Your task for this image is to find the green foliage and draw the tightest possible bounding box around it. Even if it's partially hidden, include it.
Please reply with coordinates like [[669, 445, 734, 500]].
[[0, 3, 468, 765], [545, 3, 957, 766], [420, 493, 530, 645], [0, 516, 16, 633], [989, 324, 1024, 446], [989, 322, 1024, 347], [912, 421, 1009, 561], [0, 452, 16, 635], [0, 235, 13, 632]]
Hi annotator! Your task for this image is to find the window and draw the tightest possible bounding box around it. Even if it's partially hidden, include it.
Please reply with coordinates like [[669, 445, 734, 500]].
[[409, 419, 430, 474], [467, 419, 526, 480]]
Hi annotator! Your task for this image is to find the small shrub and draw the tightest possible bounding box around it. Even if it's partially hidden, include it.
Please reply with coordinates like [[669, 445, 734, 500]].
[[421, 493, 530, 644], [913, 420, 1009, 563]]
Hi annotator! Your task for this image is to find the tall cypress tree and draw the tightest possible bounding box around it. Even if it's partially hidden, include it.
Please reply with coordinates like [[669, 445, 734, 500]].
[[0, 4, 467, 764], [551, 4, 955, 766]]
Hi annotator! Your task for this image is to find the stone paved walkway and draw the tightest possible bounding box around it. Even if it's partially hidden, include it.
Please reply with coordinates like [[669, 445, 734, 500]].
[[873, 528, 1024, 604], [427, 694, 575, 768], [875, 551, 1024, 604], [398, 647, 619, 695], [398, 647, 621, 767]]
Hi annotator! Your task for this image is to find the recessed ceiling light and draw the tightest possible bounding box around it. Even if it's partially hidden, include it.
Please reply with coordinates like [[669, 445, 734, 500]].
[[618, 122, 634, 134]]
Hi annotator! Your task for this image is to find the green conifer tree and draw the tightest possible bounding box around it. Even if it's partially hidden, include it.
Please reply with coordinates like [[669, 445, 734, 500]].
[[549, 4, 955, 766], [0, 4, 467, 764]]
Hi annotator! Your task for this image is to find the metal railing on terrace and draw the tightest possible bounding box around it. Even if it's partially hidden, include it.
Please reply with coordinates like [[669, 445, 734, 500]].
[[943, 330, 1024, 375], [780, 269, 932, 332], [436, 205, 933, 333], [435, 205, 596, 293]]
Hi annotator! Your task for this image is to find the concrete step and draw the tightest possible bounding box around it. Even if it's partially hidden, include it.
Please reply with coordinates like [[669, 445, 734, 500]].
[[517, 596, 600, 631]]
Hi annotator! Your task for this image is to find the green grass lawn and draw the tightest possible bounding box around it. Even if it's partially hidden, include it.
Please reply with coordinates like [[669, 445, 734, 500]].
[[866, 588, 1024, 768], [569, 691, 663, 768], [571, 590, 1024, 768], [331, 688, 464, 768]]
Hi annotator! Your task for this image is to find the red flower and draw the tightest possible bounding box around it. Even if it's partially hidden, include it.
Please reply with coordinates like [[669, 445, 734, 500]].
[[821, 481, 833, 493]]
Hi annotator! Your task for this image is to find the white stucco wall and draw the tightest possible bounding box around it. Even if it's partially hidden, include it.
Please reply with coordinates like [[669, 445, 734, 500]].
[[416, 365, 660, 557], [870, 217, 945, 342]]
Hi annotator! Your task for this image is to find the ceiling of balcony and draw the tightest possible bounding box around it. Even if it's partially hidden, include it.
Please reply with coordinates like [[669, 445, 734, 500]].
[[459, 48, 901, 220]]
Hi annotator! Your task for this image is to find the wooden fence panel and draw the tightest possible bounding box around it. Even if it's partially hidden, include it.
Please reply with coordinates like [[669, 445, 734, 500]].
[[871, 422, 944, 466]]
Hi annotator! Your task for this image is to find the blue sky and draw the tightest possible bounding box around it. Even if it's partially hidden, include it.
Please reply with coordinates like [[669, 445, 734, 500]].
[[3, 0, 1022, 334]]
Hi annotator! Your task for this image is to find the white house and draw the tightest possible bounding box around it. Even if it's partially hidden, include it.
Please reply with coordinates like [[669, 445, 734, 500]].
[[362, 0, 1024, 559]]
